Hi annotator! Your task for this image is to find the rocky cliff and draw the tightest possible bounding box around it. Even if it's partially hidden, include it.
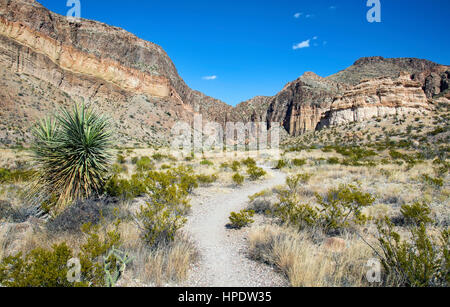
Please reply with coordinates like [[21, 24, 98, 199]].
[[0, 0, 231, 146], [264, 57, 448, 136], [318, 73, 433, 128], [0, 0, 448, 147], [265, 72, 345, 136]]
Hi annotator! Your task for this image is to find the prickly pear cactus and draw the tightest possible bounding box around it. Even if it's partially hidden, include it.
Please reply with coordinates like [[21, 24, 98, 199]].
[[103, 247, 132, 287]]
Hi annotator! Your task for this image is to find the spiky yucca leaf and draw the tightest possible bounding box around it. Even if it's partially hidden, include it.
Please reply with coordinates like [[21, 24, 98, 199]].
[[31, 104, 113, 211]]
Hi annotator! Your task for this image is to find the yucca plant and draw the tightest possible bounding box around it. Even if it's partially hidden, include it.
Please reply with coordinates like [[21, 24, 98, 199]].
[[31, 103, 114, 212]]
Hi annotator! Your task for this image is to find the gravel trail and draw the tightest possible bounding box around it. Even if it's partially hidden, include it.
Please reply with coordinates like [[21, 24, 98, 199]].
[[182, 166, 288, 287]]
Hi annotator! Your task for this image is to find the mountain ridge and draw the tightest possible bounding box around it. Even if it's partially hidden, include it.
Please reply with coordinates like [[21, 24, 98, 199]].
[[0, 0, 448, 147]]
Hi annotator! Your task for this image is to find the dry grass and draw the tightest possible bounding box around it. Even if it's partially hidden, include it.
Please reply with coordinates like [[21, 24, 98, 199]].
[[249, 225, 374, 287], [130, 235, 198, 286]]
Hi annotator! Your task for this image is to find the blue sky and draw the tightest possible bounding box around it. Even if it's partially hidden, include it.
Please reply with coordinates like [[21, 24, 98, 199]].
[[38, 0, 450, 106]]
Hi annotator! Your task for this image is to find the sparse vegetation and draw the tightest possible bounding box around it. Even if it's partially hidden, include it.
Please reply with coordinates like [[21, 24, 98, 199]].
[[228, 209, 255, 229], [232, 173, 245, 186]]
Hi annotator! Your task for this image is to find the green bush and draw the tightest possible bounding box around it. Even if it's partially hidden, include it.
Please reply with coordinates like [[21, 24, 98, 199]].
[[0, 219, 122, 287], [31, 103, 113, 212], [111, 163, 128, 175], [231, 161, 241, 172], [135, 156, 154, 172], [242, 158, 256, 167], [220, 162, 230, 170], [274, 198, 318, 229], [274, 183, 374, 234], [143, 166, 194, 213], [137, 202, 187, 247], [315, 184, 374, 233], [275, 159, 287, 169], [200, 159, 214, 166], [375, 218, 449, 287], [0, 168, 36, 184], [232, 173, 245, 186], [104, 174, 147, 200], [292, 159, 307, 167], [152, 153, 167, 161], [196, 174, 218, 185], [247, 165, 266, 181], [228, 210, 255, 229], [422, 174, 444, 189], [0, 243, 81, 287], [400, 202, 433, 226], [327, 157, 340, 165]]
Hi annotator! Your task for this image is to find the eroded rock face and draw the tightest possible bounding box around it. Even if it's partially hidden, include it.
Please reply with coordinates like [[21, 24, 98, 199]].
[[266, 72, 344, 136], [0, 0, 448, 146], [318, 74, 433, 128], [0, 0, 231, 146]]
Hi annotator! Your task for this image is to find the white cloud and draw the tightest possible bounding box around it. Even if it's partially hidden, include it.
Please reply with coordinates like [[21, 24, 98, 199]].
[[202, 75, 217, 80], [313, 36, 318, 40], [329, 6, 337, 10], [294, 12, 303, 18], [293, 40, 310, 50]]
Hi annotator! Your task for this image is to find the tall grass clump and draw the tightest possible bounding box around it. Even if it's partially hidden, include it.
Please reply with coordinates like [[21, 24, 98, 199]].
[[31, 104, 113, 212]]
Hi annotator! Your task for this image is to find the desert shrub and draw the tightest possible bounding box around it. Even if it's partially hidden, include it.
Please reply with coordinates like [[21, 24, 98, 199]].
[[231, 161, 241, 172], [0, 243, 82, 287], [389, 150, 417, 165], [274, 183, 374, 234], [131, 156, 139, 165], [400, 202, 433, 226], [242, 157, 256, 167], [335, 146, 377, 161], [178, 168, 198, 194], [220, 162, 230, 169], [137, 202, 187, 248], [0, 168, 36, 184], [152, 153, 167, 161], [275, 198, 318, 229], [292, 159, 307, 167], [232, 173, 245, 186], [144, 166, 194, 214], [0, 218, 122, 287], [375, 218, 449, 287], [135, 156, 154, 172], [247, 165, 266, 181], [104, 175, 147, 200], [196, 174, 217, 185], [111, 163, 127, 175], [327, 157, 340, 165], [200, 159, 214, 166], [422, 174, 444, 189], [315, 184, 374, 233], [228, 210, 255, 229], [31, 104, 113, 212], [78, 219, 122, 286], [275, 159, 287, 169]]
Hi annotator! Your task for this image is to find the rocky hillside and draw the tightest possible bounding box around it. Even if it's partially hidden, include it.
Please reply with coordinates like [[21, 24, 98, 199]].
[[0, 0, 231, 147], [263, 57, 449, 137], [0, 0, 448, 148]]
